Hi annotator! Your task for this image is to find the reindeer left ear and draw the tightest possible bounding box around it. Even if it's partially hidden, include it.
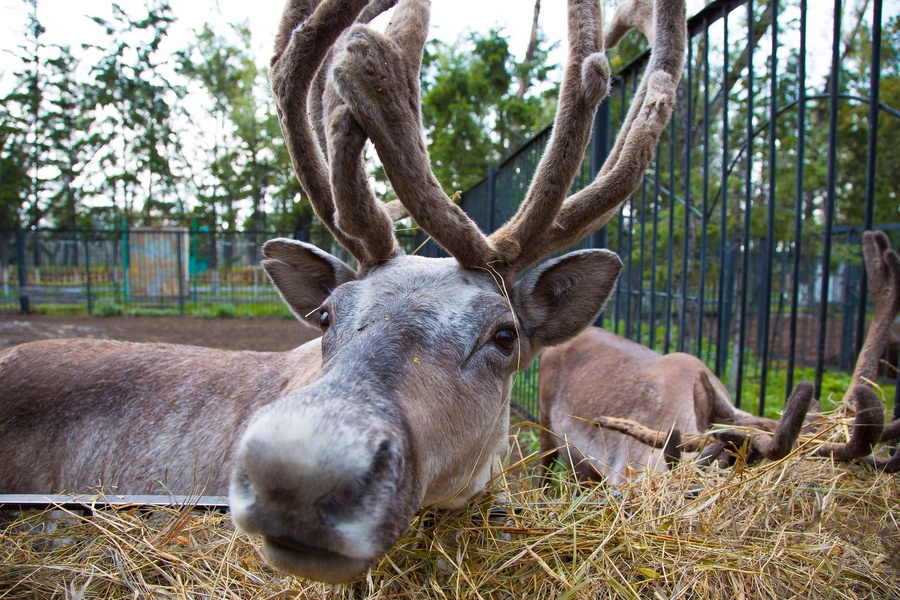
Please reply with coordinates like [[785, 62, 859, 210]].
[[261, 238, 358, 327], [515, 249, 623, 348]]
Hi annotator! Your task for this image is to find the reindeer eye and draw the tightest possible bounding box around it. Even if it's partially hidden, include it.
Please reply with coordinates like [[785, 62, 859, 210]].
[[493, 327, 518, 352], [319, 310, 331, 332]]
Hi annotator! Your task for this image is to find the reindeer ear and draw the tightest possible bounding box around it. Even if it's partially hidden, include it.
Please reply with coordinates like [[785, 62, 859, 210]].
[[515, 249, 623, 348], [261, 238, 357, 327]]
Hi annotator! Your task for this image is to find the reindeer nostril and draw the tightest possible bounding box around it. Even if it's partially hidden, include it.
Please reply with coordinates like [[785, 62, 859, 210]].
[[318, 439, 395, 521]]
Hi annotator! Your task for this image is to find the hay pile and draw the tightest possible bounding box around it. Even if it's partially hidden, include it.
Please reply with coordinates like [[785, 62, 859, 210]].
[[2, 425, 898, 599]]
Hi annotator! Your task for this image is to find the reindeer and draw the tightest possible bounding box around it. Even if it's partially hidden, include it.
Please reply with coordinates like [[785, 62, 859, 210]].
[[0, 0, 686, 584], [539, 230, 900, 485]]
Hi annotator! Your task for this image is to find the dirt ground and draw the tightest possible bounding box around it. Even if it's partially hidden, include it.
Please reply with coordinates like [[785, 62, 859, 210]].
[[0, 313, 321, 352]]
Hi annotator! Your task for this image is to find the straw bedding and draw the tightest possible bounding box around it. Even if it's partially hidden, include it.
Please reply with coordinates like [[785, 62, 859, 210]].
[[2, 418, 897, 599]]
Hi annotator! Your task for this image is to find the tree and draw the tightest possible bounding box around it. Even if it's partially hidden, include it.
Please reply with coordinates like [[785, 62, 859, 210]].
[[421, 26, 558, 193], [178, 22, 287, 235], [90, 1, 184, 226]]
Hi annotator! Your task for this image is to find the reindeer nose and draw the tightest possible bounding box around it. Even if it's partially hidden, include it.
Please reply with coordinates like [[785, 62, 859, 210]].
[[238, 429, 398, 522], [227, 392, 416, 583]]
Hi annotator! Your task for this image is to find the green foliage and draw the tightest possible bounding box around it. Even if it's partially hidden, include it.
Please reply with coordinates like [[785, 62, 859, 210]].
[[176, 23, 285, 233], [34, 303, 86, 316], [421, 27, 558, 193], [93, 301, 124, 317], [191, 303, 238, 319], [122, 306, 180, 318], [89, 2, 185, 226]]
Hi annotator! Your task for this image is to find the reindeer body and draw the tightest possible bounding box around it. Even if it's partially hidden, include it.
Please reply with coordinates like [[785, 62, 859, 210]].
[[539, 327, 729, 484], [0, 339, 319, 494]]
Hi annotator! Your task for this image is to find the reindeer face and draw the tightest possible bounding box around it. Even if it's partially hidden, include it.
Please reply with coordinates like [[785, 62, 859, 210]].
[[251, 0, 684, 582], [229, 244, 621, 582]]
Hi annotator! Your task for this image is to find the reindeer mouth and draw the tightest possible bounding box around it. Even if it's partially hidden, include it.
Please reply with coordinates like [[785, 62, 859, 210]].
[[261, 535, 372, 584]]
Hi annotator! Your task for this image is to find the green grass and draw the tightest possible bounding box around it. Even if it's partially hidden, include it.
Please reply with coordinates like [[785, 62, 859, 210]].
[[26, 300, 293, 320]]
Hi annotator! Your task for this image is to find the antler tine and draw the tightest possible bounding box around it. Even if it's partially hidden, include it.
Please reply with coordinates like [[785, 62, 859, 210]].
[[747, 381, 815, 461], [502, 0, 686, 273], [272, 0, 404, 269], [306, 1, 400, 190], [487, 0, 612, 266], [880, 417, 900, 443], [707, 382, 813, 463], [843, 231, 900, 402], [333, 0, 684, 279], [589, 416, 715, 469], [813, 384, 885, 461], [328, 0, 494, 269], [604, 0, 655, 48]]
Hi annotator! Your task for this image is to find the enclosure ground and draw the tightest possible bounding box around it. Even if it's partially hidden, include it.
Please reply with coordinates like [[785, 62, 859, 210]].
[[0, 313, 321, 352]]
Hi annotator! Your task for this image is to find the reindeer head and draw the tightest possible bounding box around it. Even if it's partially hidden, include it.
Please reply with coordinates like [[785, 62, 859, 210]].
[[228, 0, 686, 583]]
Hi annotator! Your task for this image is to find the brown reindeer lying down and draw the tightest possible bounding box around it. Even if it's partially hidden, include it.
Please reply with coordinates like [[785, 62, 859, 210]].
[[540, 230, 900, 484], [0, 0, 687, 584]]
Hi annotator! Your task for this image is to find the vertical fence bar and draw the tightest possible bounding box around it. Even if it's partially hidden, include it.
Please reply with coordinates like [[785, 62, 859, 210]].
[[787, 0, 808, 395], [615, 80, 628, 335], [815, 0, 842, 398], [759, 0, 779, 416], [121, 218, 130, 304], [16, 228, 28, 314], [716, 5, 730, 378], [591, 100, 611, 328], [679, 37, 694, 354], [649, 145, 661, 350], [637, 179, 648, 342], [736, 0, 755, 409], [177, 230, 185, 316], [697, 21, 711, 359], [855, 0, 882, 359], [665, 113, 677, 354], [84, 233, 92, 315]]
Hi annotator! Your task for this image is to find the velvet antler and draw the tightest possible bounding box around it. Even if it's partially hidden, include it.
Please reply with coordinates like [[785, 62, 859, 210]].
[[322, 0, 686, 279]]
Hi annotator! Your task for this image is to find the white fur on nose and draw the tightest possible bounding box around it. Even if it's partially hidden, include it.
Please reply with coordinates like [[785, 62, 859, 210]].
[[230, 400, 392, 559]]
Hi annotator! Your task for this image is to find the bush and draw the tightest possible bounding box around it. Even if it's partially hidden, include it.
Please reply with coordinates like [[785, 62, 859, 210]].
[[123, 307, 179, 318], [93, 301, 124, 317]]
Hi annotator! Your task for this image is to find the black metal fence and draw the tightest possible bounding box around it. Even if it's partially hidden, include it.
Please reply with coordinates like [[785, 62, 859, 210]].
[[2, 0, 897, 422], [0, 225, 419, 317], [424, 0, 900, 420]]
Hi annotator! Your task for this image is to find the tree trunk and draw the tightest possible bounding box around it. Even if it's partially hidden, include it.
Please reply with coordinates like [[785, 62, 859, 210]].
[[515, 0, 541, 100]]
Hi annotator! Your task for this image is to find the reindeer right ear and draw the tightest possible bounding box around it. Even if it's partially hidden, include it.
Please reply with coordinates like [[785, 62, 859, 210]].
[[515, 249, 623, 348], [261, 238, 357, 327]]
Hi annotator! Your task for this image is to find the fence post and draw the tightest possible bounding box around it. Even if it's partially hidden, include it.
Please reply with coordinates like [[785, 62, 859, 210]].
[[487, 166, 497, 233], [177, 230, 185, 316], [15, 228, 28, 314], [591, 99, 611, 328], [84, 233, 93, 315], [121, 217, 130, 303]]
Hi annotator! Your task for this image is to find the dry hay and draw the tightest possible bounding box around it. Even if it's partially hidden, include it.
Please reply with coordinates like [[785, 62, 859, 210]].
[[2, 421, 898, 599]]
